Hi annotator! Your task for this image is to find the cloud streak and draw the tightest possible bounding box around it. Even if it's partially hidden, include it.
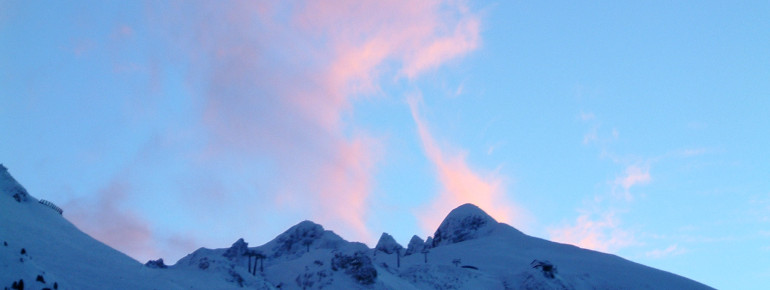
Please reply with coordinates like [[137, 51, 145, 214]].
[[65, 181, 159, 262], [614, 165, 651, 200], [407, 94, 526, 233], [549, 211, 636, 252], [645, 244, 686, 258], [134, 0, 484, 245]]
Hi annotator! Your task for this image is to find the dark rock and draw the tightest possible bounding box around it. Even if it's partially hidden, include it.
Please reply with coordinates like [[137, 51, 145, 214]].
[[145, 258, 168, 269]]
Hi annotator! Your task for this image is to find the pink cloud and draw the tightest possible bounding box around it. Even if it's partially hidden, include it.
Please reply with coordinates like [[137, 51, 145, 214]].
[[297, 0, 481, 88], [549, 211, 636, 253], [65, 181, 159, 262], [407, 94, 527, 233], [614, 165, 651, 200], [147, 1, 481, 244]]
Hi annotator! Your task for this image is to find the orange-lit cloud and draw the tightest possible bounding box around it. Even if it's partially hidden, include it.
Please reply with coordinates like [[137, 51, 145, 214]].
[[407, 94, 527, 233]]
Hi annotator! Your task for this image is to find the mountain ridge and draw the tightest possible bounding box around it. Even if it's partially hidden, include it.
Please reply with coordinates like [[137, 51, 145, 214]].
[[1, 165, 713, 289]]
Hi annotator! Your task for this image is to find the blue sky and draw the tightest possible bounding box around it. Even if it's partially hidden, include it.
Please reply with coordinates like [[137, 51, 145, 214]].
[[1, 1, 769, 288]]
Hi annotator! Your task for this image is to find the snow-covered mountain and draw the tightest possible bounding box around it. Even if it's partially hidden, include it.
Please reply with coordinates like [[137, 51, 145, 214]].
[[1, 165, 713, 289]]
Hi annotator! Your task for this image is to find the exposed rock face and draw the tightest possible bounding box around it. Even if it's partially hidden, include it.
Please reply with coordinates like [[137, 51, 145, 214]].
[[374, 232, 403, 254], [223, 238, 249, 260], [404, 235, 425, 256], [145, 258, 168, 269]]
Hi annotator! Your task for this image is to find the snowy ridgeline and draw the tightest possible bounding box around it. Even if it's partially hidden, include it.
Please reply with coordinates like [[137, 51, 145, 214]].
[[0, 166, 714, 289]]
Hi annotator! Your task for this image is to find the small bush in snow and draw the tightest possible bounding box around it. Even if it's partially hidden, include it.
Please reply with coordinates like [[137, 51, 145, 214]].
[[331, 251, 377, 285], [11, 279, 24, 290], [198, 258, 210, 270], [531, 260, 557, 279]]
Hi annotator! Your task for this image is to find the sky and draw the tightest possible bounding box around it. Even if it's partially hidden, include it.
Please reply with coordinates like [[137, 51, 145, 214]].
[[1, 1, 769, 288]]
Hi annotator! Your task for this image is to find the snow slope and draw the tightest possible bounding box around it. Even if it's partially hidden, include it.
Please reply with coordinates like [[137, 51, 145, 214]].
[[1, 165, 714, 289], [0, 165, 270, 289]]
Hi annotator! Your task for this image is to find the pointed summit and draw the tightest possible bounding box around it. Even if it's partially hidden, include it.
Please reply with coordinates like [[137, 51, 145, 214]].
[[432, 203, 498, 247], [374, 232, 403, 254], [404, 235, 425, 256], [268, 220, 346, 258]]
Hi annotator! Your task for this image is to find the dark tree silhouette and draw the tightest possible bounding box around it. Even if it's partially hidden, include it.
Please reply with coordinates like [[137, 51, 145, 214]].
[[302, 239, 312, 253], [11, 279, 24, 290], [421, 248, 430, 264]]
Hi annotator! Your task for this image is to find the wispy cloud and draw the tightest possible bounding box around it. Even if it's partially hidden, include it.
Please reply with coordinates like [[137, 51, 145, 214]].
[[579, 111, 595, 121], [63, 0, 483, 260], [551, 162, 648, 251], [645, 244, 687, 258], [407, 94, 527, 233], [65, 181, 160, 262], [554, 112, 650, 252], [132, 0, 482, 245], [681, 148, 709, 157], [549, 210, 636, 252], [613, 164, 651, 200]]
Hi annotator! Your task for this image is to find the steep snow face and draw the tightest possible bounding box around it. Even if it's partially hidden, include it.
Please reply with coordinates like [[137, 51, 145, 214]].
[[375, 233, 403, 254], [0, 164, 31, 203], [0, 167, 262, 289], [432, 203, 499, 247], [404, 235, 425, 256]]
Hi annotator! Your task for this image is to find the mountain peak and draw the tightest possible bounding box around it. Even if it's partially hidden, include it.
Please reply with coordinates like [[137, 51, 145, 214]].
[[222, 238, 249, 260], [447, 203, 497, 222], [432, 203, 498, 247], [374, 232, 403, 254], [404, 235, 425, 256], [0, 164, 31, 203], [268, 220, 346, 258]]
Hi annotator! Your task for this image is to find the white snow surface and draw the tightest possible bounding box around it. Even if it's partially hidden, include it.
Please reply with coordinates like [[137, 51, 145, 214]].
[[1, 166, 269, 289], [1, 168, 714, 289]]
